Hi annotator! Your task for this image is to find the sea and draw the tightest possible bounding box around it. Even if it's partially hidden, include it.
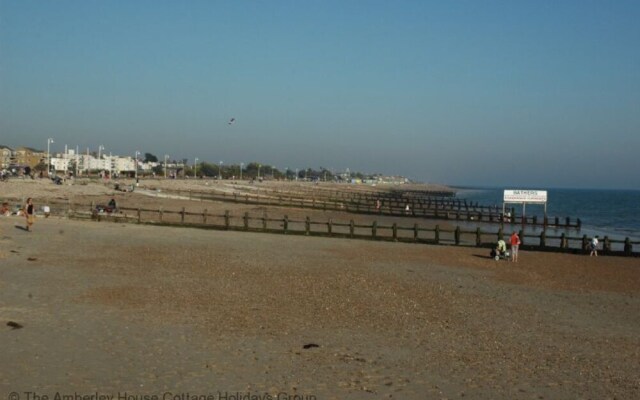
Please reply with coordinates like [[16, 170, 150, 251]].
[[453, 187, 640, 242]]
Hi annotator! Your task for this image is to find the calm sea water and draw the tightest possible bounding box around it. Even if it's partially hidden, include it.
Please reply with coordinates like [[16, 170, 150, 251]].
[[454, 187, 640, 241]]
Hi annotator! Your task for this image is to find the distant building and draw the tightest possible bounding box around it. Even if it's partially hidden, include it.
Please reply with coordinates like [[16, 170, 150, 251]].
[[0, 145, 13, 169], [13, 147, 46, 168]]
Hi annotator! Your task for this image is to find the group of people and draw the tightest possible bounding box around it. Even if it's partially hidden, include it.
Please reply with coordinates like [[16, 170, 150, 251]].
[[494, 231, 521, 262], [497, 231, 601, 260], [1, 199, 35, 229], [0, 197, 37, 231]]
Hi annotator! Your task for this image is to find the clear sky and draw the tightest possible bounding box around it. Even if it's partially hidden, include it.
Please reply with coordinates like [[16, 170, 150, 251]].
[[1, 0, 639, 189]]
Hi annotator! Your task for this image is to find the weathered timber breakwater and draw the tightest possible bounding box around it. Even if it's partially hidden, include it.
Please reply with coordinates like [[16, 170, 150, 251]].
[[134, 185, 582, 229]]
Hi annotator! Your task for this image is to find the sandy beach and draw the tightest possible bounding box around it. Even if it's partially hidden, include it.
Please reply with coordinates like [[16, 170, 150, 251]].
[[1, 179, 640, 399]]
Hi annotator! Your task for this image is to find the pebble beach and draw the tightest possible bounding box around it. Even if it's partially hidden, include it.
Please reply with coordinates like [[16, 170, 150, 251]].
[[1, 178, 639, 399]]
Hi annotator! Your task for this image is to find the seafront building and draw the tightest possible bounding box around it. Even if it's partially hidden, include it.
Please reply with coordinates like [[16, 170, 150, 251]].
[[1, 143, 407, 183], [0, 145, 13, 169], [0, 144, 158, 176]]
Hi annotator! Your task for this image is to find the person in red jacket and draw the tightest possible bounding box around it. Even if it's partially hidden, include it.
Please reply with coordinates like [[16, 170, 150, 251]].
[[510, 231, 521, 262]]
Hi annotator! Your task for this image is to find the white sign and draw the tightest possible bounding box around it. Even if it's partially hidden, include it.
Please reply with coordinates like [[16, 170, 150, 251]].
[[504, 189, 547, 203]]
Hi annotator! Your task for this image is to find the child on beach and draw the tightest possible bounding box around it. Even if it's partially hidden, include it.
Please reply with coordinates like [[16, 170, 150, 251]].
[[590, 236, 599, 257], [24, 197, 35, 231], [510, 231, 521, 262]]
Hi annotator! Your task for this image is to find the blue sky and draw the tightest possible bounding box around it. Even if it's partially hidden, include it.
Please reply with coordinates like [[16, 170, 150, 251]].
[[1, 0, 639, 189]]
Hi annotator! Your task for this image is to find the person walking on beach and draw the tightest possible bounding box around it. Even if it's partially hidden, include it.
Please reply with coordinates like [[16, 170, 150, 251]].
[[24, 197, 35, 232], [510, 231, 521, 262], [590, 235, 599, 257]]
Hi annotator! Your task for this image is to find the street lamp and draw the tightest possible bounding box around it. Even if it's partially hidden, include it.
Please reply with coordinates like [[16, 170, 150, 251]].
[[109, 152, 113, 179], [46, 138, 54, 177], [240, 162, 244, 180], [194, 157, 198, 178], [134, 151, 140, 182]]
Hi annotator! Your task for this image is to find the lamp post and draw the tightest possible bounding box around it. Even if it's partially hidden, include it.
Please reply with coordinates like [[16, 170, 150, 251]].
[[240, 162, 244, 180], [46, 138, 54, 177], [194, 158, 198, 178], [134, 151, 140, 182], [75, 145, 79, 177], [164, 155, 169, 178]]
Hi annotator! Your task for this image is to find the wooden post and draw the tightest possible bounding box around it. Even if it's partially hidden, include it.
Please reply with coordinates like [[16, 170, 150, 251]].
[[349, 220, 355, 238], [305, 217, 311, 235], [582, 234, 589, 253], [540, 231, 546, 248], [577, 218, 582, 228], [283, 215, 288, 234], [181, 207, 185, 224], [624, 237, 632, 256], [413, 223, 419, 242], [392, 223, 398, 241], [327, 218, 333, 236], [435, 225, 440, 244], [454, 226, 460, 245], [555, 217, 559, 226], [560, 233, 567, 249], [372, 221, 377, 238], [224, 210, 230, 230], [243, 212, 249, 230], [475, 227, 481, 247], [603, 236, 610, 254], [566, 217, 571, 227]]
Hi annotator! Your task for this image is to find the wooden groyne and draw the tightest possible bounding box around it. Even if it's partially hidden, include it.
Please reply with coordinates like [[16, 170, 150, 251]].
[[148, 187, 582, 229], [60, 204, 638, 257]]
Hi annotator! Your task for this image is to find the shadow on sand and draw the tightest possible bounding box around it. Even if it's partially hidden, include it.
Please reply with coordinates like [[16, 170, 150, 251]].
[[472, 254, 494, 260]]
